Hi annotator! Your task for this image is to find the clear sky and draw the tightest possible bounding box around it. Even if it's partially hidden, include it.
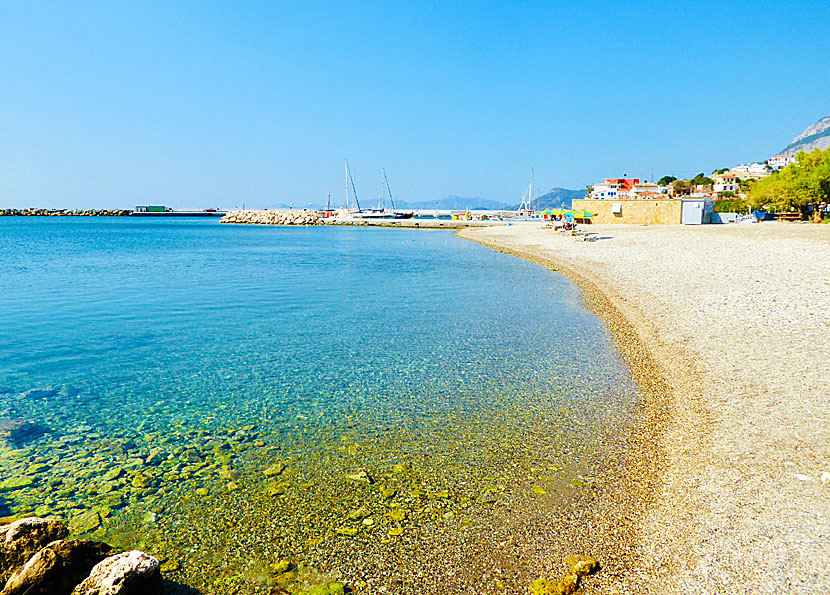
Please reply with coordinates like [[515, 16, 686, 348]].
[[1, 1, 828, 209]]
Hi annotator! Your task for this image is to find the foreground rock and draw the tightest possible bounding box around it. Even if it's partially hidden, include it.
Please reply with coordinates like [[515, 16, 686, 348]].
[[0, 517, 68, 582], [2, 539, 112, 595], [71, 550, 161, 595], [0, 518, 160, 595], [221, 209, 325, 225]]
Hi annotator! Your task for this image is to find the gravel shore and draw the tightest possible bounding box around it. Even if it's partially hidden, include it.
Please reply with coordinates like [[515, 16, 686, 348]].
[[459, 222, 830, 595]]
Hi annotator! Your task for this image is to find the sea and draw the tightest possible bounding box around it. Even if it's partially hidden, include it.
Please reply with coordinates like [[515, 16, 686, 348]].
[[0, 217, 639, 594]]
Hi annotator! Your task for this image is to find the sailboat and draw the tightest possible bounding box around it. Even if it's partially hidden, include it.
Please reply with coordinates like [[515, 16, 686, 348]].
[[510, 169, 541, 221], [341, 162, 413, 220]]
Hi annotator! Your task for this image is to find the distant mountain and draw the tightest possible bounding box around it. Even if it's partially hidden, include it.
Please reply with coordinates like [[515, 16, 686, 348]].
[[267, 189, 585, 212], [780, 115, 830, 155], [396, 196, 509, 211], [509, 187, 585, 210]]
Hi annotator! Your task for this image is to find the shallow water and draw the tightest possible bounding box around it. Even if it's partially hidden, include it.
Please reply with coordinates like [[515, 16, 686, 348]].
[[0, 217, 638, 594]]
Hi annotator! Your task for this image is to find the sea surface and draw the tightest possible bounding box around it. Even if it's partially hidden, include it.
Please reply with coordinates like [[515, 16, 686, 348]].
[[0, 217, 639, 594]]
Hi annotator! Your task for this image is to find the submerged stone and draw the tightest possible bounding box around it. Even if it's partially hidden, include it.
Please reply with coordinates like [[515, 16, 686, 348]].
[[345, 469, 373, 484], [264, 463, 286, 477], [71, 510, 101, 534], [345, 508, 370, 521], [564, 554, 597, 577], [0, 477, 35, 492]]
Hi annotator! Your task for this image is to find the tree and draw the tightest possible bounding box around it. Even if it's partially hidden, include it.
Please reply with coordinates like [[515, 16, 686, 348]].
[[690, 173, 714, 187], [657, 175, 677, 186], [748, 147, 830, 220]]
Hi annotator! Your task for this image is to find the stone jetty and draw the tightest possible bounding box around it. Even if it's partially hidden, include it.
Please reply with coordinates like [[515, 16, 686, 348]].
[[220, 209, 325, 225], [0, 516, 161, 594], [0, 209, 131, 217]]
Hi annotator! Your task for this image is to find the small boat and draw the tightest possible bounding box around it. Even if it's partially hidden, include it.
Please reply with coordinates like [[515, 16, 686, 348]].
[[349, 166, 413, 219]]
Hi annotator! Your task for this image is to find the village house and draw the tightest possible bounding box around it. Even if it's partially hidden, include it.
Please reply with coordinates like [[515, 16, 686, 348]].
[[590, 178, 639, 200], [713, 173, 738, 194], [729, 163, 771, 178], [768, 154, 797, 170]]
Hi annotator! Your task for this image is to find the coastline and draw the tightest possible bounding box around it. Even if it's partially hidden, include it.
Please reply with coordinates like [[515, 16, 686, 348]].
[[458, 222, 830, 594]]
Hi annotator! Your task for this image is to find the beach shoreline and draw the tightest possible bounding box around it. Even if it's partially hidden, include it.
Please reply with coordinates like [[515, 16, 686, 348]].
[[458, 222, 830, 594]]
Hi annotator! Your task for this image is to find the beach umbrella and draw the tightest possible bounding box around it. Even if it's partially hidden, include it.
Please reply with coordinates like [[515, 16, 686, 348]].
[[550, 208, 563, 216], [572, 210, 595, 218]]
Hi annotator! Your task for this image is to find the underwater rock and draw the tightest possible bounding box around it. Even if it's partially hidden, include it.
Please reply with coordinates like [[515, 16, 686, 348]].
[[70, 511, 101, 534], [529, 574, 579, 595], [345, 469, 373, 484], [563, 554, 597, 577], [71, 550, 161, 595], [1, 539, 112, 595], [0, 477, 35, 492], [263, 463, 286, 477], [0, 517, 69, 582], [20, 387, 60, 400], [385, 510, 406, 522], [265, 482, 290, 497], [143, 450, 166, 466], [345, 508, 370, 522], [0, 421, 49, 448]]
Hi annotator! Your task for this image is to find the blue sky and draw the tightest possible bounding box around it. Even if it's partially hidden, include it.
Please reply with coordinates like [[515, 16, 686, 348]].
[[1, 1, 828, 209]]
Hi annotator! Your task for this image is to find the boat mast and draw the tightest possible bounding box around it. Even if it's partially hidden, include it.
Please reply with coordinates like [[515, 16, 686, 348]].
[[344, 159, 350, 211], [346, 161, 361, 212], [532, 166, 535, 212], [383, 169, 396, 210]]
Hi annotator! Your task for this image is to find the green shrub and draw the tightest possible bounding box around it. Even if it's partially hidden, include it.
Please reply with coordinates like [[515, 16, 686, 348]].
[[713, 199, 748, 213]]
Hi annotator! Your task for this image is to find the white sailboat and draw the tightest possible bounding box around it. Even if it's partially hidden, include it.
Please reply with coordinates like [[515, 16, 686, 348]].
[[511, 169, 541, 221]]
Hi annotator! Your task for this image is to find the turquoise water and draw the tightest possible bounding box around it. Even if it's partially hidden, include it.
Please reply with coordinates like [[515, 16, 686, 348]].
[[0, 217, 638, 594]]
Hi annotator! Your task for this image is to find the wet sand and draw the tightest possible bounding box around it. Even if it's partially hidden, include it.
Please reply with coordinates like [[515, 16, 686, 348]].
[[459, 222, 830, 594]]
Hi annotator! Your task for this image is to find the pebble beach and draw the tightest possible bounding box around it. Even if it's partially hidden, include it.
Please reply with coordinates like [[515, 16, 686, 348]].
[[459, 222, 830, 595]]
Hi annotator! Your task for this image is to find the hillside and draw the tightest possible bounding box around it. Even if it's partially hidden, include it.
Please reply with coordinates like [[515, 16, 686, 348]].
[[396, 196, 508, 211], [780, 114, 830, 155], [270, 189, 585, 212], [514, 187, 586, 210]]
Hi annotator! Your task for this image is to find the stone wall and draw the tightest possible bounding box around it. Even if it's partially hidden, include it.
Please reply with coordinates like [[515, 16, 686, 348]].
[[220, 210, 325, 225], [572, 199, 683, 225]]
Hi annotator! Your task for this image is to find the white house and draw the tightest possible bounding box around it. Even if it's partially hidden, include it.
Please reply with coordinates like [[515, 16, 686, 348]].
[[768, 154, 797, 170], [729, 163, 770, 178], [713, 173, 738, 194], [590, 178, 641, 200]]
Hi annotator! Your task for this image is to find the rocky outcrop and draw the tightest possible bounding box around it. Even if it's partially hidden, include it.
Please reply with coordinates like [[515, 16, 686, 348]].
[[781, 114, 830, 155], [221, 210, 325, 225], [71, 550, 161, 595], [0, 209, 131, 217], [0, 517, 68, 582], [0, 518, 159, 595], [2, 539, 111, 595]]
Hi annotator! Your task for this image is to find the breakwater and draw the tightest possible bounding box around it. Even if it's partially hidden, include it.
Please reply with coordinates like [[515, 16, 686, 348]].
[[220, 209, 325, 225], [0, 208, 132, 216], [221, 210, 506, 228]]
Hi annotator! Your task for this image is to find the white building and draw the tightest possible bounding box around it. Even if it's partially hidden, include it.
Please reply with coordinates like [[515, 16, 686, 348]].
[[713, 173, 738, 194], [768, 154, 797, 170], [729, 163, 770, 178]]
